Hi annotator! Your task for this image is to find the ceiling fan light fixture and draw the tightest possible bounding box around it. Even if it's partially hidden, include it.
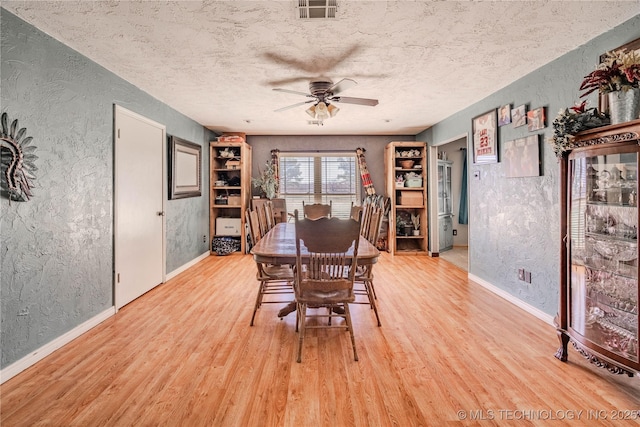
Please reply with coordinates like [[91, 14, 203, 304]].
[[327, 103, 339, 117], [305, 105, 316, 118], [315, 101, 329, 120]]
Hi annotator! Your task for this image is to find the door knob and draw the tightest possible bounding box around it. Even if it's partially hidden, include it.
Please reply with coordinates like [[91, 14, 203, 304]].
[[157, 211, 165, 216]]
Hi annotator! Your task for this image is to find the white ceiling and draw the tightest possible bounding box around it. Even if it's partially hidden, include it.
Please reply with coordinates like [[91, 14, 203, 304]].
[[3, 1, 639, 136]]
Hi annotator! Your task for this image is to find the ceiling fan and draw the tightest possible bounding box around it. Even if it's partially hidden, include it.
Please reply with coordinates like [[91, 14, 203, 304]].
[[273, 78, 379, 124]]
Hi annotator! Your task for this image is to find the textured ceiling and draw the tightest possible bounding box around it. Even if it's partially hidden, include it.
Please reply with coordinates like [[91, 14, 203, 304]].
[[3, 1, 639, 135]]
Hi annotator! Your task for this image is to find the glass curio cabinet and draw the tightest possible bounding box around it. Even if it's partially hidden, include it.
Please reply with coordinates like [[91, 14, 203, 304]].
[[556, 119, 640, 376]]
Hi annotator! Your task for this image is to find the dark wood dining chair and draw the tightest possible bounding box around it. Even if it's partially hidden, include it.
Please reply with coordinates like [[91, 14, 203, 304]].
[[350, 203, 363, 222], [302, 200, 332, 219], [246, 208, 294, 326], [353, 204, 383, 326], [293, 210, 360, 362]]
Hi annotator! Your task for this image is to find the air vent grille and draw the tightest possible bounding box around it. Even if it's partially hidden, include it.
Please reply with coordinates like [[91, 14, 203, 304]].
[[297, 0, 337, 19]]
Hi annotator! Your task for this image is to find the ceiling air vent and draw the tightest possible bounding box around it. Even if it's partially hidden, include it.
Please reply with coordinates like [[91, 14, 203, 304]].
[[297, 0, 337, 19]]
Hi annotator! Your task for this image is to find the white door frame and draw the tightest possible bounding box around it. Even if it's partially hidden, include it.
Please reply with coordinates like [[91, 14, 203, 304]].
[[113, 105, 166, 311], [429, 132, 469, 256]]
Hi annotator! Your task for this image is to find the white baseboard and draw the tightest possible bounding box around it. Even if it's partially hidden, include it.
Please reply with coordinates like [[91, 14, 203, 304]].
[[166, 251, 210, 281], [0, 307, 115, 384], [468, 273, 555, 326]]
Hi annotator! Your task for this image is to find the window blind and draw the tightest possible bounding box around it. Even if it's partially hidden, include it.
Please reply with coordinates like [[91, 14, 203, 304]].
[[279, 152, 361, 219]]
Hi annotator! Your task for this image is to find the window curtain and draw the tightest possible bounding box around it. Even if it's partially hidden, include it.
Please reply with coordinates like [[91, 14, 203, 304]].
[[458, 148, 468, 224], [356, 147, 376, 196], [271, 149, 280, 194]]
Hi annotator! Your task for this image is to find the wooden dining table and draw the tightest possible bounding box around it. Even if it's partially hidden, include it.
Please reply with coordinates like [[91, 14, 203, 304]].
[[251, 222, 380, 266]]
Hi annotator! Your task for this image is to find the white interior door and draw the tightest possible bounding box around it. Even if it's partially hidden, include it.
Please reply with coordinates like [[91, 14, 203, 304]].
[[114, 105, 166, 309]]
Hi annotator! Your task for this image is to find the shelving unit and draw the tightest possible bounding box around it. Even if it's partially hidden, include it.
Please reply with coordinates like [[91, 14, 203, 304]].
[[384, 141, 428, 255], [556, 119, 640, 376], [210, 139, 252, 254]]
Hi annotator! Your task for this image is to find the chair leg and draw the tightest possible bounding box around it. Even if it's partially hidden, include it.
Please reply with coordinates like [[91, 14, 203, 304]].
[[297, 303, 306, 363], [343, 303, 358, 361], [250, 280, 266, 326], [370, 280, 378, 300], [365, 280, 381, 327]]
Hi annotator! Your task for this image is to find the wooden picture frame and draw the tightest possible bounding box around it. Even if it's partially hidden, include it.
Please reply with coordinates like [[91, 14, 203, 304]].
[[504, 135, 540, 178], [169, 136, 202, 199], [472, 109, 498, 164], [598, 37, 640, 114]]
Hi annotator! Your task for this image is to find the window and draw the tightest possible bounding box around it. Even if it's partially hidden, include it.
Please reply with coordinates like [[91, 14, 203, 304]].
[[279, 152, 361, 219]]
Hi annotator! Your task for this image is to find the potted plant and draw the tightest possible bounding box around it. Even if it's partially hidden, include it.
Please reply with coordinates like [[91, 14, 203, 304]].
[[411, 213, 420, 236], [580, 50, 640, 124], [396, 217, 407, 236], [547, 101, 610, 158], [252, 161, 278, 199]]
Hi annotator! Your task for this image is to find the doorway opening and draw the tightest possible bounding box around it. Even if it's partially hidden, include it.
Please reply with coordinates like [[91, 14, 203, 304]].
[[431, 134, 469, 271]]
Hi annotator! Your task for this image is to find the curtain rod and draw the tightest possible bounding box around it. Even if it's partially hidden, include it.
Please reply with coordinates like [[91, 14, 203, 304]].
[[278, 149, 357, 153]]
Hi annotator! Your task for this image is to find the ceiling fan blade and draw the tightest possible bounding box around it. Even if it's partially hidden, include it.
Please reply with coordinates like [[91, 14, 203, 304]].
[[329, 78, 357, 95], [266, 76, 313, 86], [331, 96, 379, 106], [273, 88, 313, 97], [274, 100, 315, 112]]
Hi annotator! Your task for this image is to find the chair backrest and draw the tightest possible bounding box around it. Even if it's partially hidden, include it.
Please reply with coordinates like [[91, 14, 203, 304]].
[[264, 200, 276, 230], [294, 210, 360, 287], [363, 205, 383, 245], [246, 208, 262, 246], [350, 204, 363, 221], [256, 203, 270, 235], [302, 200, 332, 219]]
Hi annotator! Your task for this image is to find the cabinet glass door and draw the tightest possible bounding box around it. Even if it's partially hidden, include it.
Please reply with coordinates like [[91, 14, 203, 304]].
[[438, 161, 452, 215], [569, 151, 639, 362]]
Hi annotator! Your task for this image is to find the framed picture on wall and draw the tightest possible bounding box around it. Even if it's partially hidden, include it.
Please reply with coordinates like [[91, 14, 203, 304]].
[[512, 104, 527, 127], [472, 109, 498, 164], [169, 135, 202, 199], [503, 135, 540, 178], [527, 107, 546, 131], [498, 104, 511, 126]]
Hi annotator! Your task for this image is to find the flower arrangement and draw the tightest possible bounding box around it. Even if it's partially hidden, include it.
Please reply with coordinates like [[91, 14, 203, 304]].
[[252, 161, 278, 199], [547, 101, 609, 158], [580, 50, 640, 97]]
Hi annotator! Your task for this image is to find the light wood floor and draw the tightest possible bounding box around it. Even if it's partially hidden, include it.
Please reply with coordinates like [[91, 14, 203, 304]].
[[438, 245, 468, 271], [1, 253, 638, 426]]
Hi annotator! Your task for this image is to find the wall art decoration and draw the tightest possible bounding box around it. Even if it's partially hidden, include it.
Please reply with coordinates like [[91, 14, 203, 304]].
[[498, 104, 512, 126], [169, 135, 202, 199], [512, 104, 527, 127], [503, 135, 540, 178], [527, 107, 546, 131], [472, 109, 498, 164], [0, 112, 37, 202]]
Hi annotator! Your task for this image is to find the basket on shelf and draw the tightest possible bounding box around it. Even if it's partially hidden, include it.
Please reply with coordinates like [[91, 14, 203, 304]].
[[405, 178, 422, 187], [399, 159, 415, 169]]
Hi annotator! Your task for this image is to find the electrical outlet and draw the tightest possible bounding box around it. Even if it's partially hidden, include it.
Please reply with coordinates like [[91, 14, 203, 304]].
[[525, 271, 532, 283], [203, 235, 206, 243], [518, 268, 525, 281], [453, 229, 457, 236]]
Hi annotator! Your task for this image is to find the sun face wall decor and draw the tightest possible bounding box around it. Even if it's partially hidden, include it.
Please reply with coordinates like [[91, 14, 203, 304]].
[[0, 112, 38, 202]]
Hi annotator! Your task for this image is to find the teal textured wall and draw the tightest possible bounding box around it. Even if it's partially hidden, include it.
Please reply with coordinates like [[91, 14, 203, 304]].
[[1, 9, 212, 368], [418, 15, 640, 316]]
